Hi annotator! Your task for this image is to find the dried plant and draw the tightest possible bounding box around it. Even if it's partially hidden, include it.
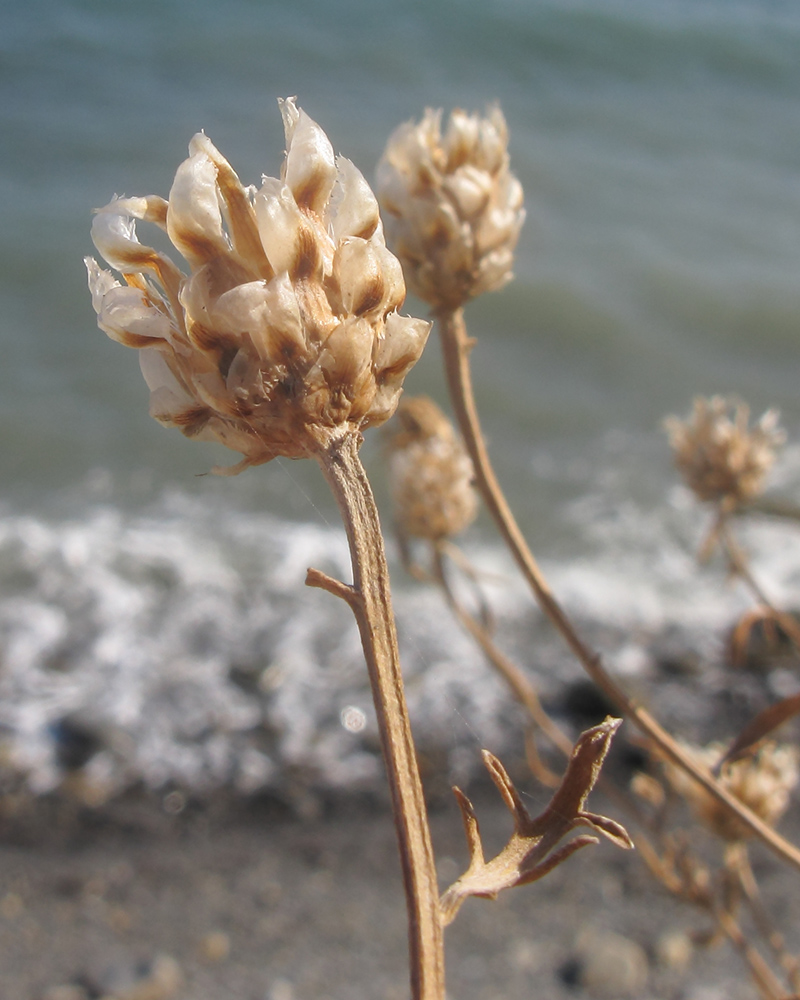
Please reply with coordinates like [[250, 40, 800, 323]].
[[378, 105, 800, 874], [665, 396, 785, 509], [632, 733, 800, 1000], [662, 741, 799, 843], [376, 106, 524, 310], [385, 395, 478, 542], [87, 97, 429, 473], [88, 99, 444, 1000], [441, 718, 633, 925]]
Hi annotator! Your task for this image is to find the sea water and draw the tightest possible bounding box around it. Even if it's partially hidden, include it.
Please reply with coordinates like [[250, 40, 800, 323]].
[[1, 0, 800, 798]]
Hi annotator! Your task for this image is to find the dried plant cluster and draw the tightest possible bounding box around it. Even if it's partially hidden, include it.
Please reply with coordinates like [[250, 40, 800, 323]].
[[662, 741, 800, 843], [87, 98, 429, 471], [89, 97, 800, 1000], [376, 106, 525, 309], [665, 395, 785, 507], [386, 396, 478, 541]]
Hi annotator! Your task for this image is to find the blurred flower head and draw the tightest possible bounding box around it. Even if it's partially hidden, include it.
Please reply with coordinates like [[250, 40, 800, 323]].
[[87, 98, 430, 472], [664, 396, 784, 506], [386, 396, 477, 541], [663, 740, 799, 841], [376, 106, 525, 310]]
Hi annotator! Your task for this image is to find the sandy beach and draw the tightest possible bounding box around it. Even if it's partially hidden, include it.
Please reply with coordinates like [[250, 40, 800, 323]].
[[2, 770, 798, 1000]]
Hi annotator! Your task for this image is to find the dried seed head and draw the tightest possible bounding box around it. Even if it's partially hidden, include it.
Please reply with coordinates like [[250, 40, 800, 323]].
[[664, 396, 785, 506], [376, 106, 525, 310], [663, 740, 799, 841], [386, 396, 478, 541], [86, 99, 430, 472]]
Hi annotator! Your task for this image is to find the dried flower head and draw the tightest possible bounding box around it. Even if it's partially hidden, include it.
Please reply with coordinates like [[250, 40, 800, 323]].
[[386, 396, 478, 541], [663, 740, 799, 841], [376, 106, 525, 310], [86, 98, 430, 472], [664, 396, 785, 506]]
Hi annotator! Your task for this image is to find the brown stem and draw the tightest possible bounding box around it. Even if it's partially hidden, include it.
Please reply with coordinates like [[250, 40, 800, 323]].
[[310, 428, 445, 1000], [436, 304, 800, 873], [716, 514, 800, 652], [430, 543, 574, 763], [726, 843, 800, 992]]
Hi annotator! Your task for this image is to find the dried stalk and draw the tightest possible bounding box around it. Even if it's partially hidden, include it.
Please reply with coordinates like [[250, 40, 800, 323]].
[[435, 304, 800, 873], [429, 544, 574, 763], [307, 428, 445, 1000], [726, 843, 800, 992], [714, 512, 800, 652]]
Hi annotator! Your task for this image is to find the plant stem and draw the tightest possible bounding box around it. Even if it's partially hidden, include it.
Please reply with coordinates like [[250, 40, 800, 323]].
[[436, 304, 800, 873], [308, 428, 445, 1000]]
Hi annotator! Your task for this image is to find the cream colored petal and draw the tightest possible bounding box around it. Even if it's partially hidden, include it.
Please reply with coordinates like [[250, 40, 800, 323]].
[[333, 237, 383, 317], [214, 274, 307, 364], [91, 206, 159, 275], [374, 312, 431, 381], [443, 110, 479, 170], [91, 199, 185, 325], [365, 383, 403, 427], [85, 257, 120, 314], [167, 151, 230, 266], [330, 156, 381, 242], [189, 133, 271, 277], [279, 98, 336, 215], [316, 316, 374, 388], [139, 347, 197, 414], [475, 197, 525, 255], [254, 178, 318, 277], [443, 164, 492, 219], [473, 247, 514, 297], [96, 284, 173, 345]]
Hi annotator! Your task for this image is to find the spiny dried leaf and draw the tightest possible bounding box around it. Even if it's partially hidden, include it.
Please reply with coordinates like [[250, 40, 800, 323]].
[[440, 717, 633, 926]]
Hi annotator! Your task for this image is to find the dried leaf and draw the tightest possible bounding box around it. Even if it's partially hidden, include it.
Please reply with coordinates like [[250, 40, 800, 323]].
[[719, 694, 800, 768], [440, 717, 633, 926]]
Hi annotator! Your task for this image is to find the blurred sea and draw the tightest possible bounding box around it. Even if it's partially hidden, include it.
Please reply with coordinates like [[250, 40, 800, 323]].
[[2, 0, 800, 799]]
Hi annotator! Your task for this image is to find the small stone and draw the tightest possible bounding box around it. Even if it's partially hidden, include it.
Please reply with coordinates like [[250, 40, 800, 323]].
[[87, 953, 183, 1000], [40, 987, 89, 1000], [0, 891, 24, 919], [268, 979, 294, 1000], [573, 927, 649, 998], [199, 930, 230, 963], [108, 905, 133, 932], [508, 938, 543, 973], [656, 929, 693, 971]]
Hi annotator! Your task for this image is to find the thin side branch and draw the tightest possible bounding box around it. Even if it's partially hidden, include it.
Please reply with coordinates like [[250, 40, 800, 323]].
[[305, 566, 360, 609]]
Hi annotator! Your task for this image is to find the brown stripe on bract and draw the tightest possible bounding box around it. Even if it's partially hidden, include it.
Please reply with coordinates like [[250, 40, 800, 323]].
[[292, 171, 328, 213], [117, 331, 163, 350], [376, 349, 418, 385], [174, 229, 226, 266], [161, 405, 211, 436], [291, 224, 320, 281], [354, 216, 379, 241], [187, 320, 238, 357], [213, 165, 274, 280], [353, 274, 385, 316]]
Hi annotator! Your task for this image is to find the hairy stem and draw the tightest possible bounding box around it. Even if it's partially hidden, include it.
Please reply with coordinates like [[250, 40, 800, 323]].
[[436, 304, 800, 873], [310, 428, 445, 1000]]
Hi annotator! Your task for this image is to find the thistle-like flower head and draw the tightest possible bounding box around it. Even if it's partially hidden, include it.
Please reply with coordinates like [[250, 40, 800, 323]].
[[386, 396, 477, 542], [86, 99, 430, 472], [376, 106, 525, 310], [664, 396, 785, 506], [663, 740, 799, 842]]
